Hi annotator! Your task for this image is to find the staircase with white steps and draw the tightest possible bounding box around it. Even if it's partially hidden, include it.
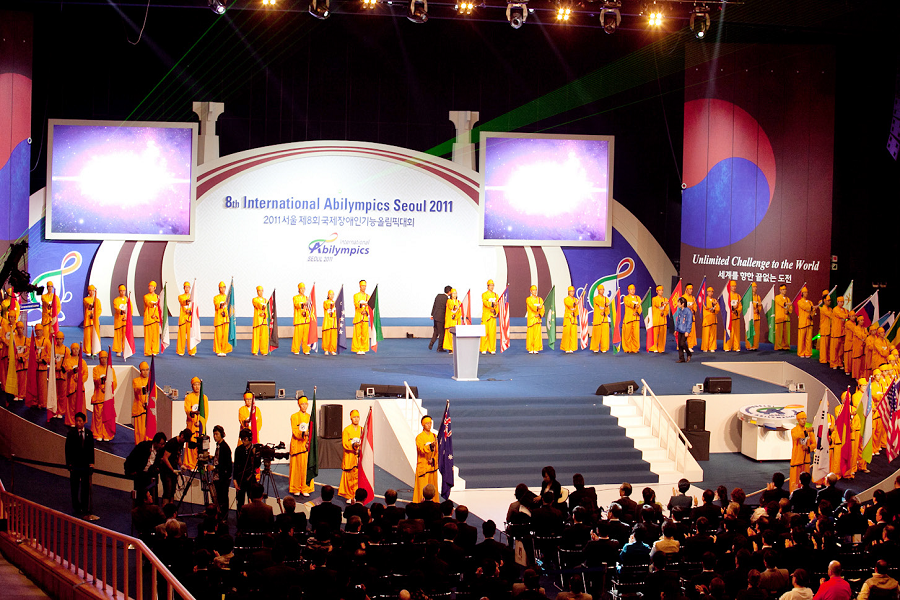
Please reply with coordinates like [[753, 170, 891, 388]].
[[602, 394, 704, 484]]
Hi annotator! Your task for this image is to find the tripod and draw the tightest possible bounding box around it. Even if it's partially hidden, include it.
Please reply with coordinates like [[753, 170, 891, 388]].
[[258, 458, 283, 514], [176, 459, 216, 516]]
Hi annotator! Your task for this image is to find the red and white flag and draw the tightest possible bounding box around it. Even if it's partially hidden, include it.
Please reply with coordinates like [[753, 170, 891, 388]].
[[46, 339, 58, 423], [461, 290, 472, 325], [719, 283, 732, 341], [123, 293, 136, 361], [358, 407, 375, 504], [498, 285, 510, 352], [307, 284, 319, 351], [189, 279, 202, 352], [146, 356, 158, 439], [578, 288, 590, 349], [102, 346, 117, 438]]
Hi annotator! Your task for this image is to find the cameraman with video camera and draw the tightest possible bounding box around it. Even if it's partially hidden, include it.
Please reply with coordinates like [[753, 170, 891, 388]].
[[208, 425, 232, 519], [233, 428, 260, 512], [125, 431, 167, 505], [160, 429, 192, 506]]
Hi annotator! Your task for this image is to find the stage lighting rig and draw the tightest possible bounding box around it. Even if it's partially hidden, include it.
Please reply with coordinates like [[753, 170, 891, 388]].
[[408, 0, 428, 22], [599, 1, 621, 34], [690, 3, 710, 38], [642, 1, 664, 26], [506, 2, 528, 28], [309, 0, 330, 18], [556, 2, 572, 21], [262, 0, 276, 5], [362, 0, 378, 7], [208, 0, 226, 14], [456, 1, 474, 15]]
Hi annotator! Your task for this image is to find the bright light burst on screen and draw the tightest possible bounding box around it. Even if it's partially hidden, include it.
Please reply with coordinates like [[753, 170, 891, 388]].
[[503, 153, 600, 216]]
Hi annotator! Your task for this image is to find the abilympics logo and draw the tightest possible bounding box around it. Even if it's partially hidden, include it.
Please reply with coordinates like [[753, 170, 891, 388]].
[[307, 233, 371, 262], [308, 232, 339, 254]]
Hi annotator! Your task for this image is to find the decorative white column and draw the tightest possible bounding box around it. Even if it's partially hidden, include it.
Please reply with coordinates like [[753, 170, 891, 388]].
[[448, 110, 479, 171], [192, 102, 225, 165]]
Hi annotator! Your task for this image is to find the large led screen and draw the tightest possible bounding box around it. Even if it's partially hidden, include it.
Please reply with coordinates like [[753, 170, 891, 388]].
[[46, 120, 197, 241], [479, 132, 613, 246]]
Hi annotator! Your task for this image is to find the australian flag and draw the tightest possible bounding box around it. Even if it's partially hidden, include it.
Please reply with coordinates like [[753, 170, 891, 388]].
[[437, 399, 454, 499]]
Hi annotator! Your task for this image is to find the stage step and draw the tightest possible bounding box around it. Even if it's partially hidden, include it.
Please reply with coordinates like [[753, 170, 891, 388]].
[[422, 396, 657, 489]]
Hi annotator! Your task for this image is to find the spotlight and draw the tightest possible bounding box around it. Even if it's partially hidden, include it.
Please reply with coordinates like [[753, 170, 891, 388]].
[[362, 0, 377, 7], [208, 0, 226, 14], [649, 11, 663, 26], [642, 1, 664, 26], [690, 4, 710, 39], [506, 2, 527, 28], [456, 1, 474, 15], [556, 3, 572, 21], [309, 0, 330, 18], [262, 0, 276, 5], [407, 0, 428, 22], [599, 1, 621, 34]]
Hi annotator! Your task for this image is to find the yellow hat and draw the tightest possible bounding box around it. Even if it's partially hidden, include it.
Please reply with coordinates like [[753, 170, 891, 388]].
[[219, 281, 226, 288], [879, 327, 886, 334], [183, 281, 190, 288], [118, 284, 126, 291], [298, 282, 305, 290], [34, 323, 43, 331], [870, 324, 878, 332], [530, 285, 537, 291], [359, 280, 367, 285], [797, 411, 807, 419], [707, 286, 714, 292], [298, 395, 309, 404], [139, 361, 149, 370], [191, 376, 201, 385], [350, 409, 360, 417], [801, 286, 808, 293], [450, 288, 457, 294], [149, 281, 157, 287], [328, 290, 334, 296], [779, 284, 787, 288], [656, 285, 663, 291], [47, 281, 54, 288], [244, 392, 254, 401], [56, 331, 65, 339], [837, 296, 844, 302], [628, 284, 635, 290], [422, 415, 433, 424], [88, 285, 96, 291], [858, 378, 867, 386], [99, 350, 108, 358], [256, 286, 264, 292], [874, 368, 882, 376], [487, 279, 494, 285], [568, 286, 575, 292], [71, 342, 81, 351]]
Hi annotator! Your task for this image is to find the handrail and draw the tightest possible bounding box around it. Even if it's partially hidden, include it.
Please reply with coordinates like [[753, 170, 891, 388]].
[[639, 379, 693, 475], [0, 477, 195, 600], [640, 379, 693, 449], [401, 380, 427, 431]]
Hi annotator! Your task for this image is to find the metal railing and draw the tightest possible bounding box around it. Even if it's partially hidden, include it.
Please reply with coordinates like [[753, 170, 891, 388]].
[[399, 380, 427, 431], [638, 379, 693, 475], [0, 478, 195, 600]]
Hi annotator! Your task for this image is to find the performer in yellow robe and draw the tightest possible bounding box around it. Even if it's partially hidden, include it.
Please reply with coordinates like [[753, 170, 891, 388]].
[[322, 290, 337, 355], [525, 285, 544, 354], [183, 377, 209, 471], [41, 282, 59, 342], [132, 361, 150, 445], [796, 287, 814, 358], [683, 284, 698, 350], [83, 285, 101, 357], [291, 283, 311, 355], [817, 291, 832, 364], [774, 284, 792, 351], [480, 280, 499, 354], [561, 286, 578, 353], [91, 351, 116, 441], [0, 314, 11, 394], [177, 282, 196, 356], [622, 284, 642, 353], [1, 285, 19, 323], [826, 412, 841, 483], [142, 281, 160, 356], [351, 281, 370, 354], [52, 331, 69, 419], [32, 324, 51, 409], [651, 285, 669, 353], [413, 415, 439, 503], [702, 287, 719, 352], [874, 328, 892, 370], [338, 409, 362, 500], [12, 321, 28, 401], [789, 411, 815, 491], [213, 281, 232, 357], [238, 392, 262, 435], [843, 311, 855, 375], [591, 285, 610, 353], [112, 285, 129, 356], [830, 298, 848, 370], [251, 286, 270, 356], [864, 324, 879, 379], [65, 342, 87, 427], [871, 370, 887, 455], [444, 289, 462, 353], [723, 281, 742, 352], [289, 395, 314, 495], [833, 391, 858, 479], [851, 315, 866, 380], [746, 282, 762, 350]]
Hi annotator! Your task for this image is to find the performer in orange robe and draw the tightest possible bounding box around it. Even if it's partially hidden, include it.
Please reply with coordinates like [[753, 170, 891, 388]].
[[789, 411, 815, 491], [41, 282, 59, 343], [525, 286, 544, 354], [651, 285, 668, 353], [292, 283, 311, 355], [591, 284, 610, 353], [683, 284, 698, 350], [796, 287, 814, 358], [480, 280, 499, 354], [351, 281, 370, 354], [561, 286, 579, 353], [213, 281, 232, 357], [322, 290, 337, 355], [143, 281, 160, 356], [83, 285, 101, 357], [52, 331, 69, 419], [843, 311, 855, 375], [774, 284, 792, 351], [851, 314, 866, 380], [830, 298, 848, 370], [132, 361, 150, 444], [289, 395, 314, 495], [32, 324, 51, 409], [0, 313, 11, 394], [251, 286, 269, 356], [701, 287, 719, 352], [444, 289, 462, 353], [91, 351, 116, 442], [724, 280, 741, 352], [622, 284, 641, 353], [817, 291, 832, 364], [65, 342, 87, 427], [183, 377, 209, 471], [864, 324, 879, 379], [413, 415, 439, 503], [112, 285, 129, 356], [177, 282, 196, 356], [338, 410, 362, 500], [746, 282, 762, 350], [238, 392, 262, 435], [12, 321, 28, 401]]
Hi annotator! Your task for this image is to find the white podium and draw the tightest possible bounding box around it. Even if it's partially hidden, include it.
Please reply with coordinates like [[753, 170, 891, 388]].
[[737, 404, 802, 460], [450, 324, 486, 381]]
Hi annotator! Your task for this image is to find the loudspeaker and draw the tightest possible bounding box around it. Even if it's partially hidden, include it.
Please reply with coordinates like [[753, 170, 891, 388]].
[[358, 383, 418, 398], [685, 399, 706, 431], [703, 376, 732, 394], [595, 380, 639, 396], [246, 380, 276, 399], [682, 429, 710, 461], [321, 404, 343, 439]]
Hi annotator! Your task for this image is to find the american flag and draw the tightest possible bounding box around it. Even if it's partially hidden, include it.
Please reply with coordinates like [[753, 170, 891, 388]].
[[578, 287, 590, 349], [882, 379, 899, 462], [498, 285, 510, 353]]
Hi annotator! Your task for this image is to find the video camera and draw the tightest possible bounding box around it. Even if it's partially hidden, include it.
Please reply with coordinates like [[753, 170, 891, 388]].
[[252, 441, 288, 461], [188, 434, 212, 464]]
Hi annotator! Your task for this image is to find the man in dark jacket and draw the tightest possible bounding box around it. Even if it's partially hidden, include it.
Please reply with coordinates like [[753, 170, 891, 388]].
[[429, 285, 451, 351], [65, 412, 95, 517], [232, 428, 260, 512], [125, 431, 167, 505], [210, 425, 232, 519]]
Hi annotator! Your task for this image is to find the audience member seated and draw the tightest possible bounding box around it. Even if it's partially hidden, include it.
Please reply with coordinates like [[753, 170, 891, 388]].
[[344, 487, 370, 525], [651, 521, 681, 557], [438, 522, 466, 574], [779, 568, 813, 600], [531, 491, 565, 537], [237, 483, 274, 534], [309, 484, 343, 534], [455, 504, 478, 552], [382, 488, 406, 529], [669, 478, 695, 520], [556, 576, 593, 600], [561, 506, 592, 549], [647, 550, 681, 600], [760, 473, 791, 506], [693, 489, 723, 529], [790, 472, 819, 514], [406, 483, 442, 531], [619, 524, 652, 568], [817, 473, 843, 512], [606, 503, 632, 548], [155, 503, 188, 538], [812, 560, 851, 600], [863, 506, 891, 547], [132, 490, 165, 539], [611, 482, 639, 524], [738, 570, 771, 600], [760, 549, 791, 598], [641, 487, 664, 522], [858, 560, 899, 600], [513, 567, 550, 599], [868, 525, 900, 568], [690, 552, 722, 600], [569, 473, 599, 519]]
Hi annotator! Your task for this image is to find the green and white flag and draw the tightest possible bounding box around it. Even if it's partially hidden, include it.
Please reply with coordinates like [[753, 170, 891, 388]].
[[841, 280, 853, 310], [544, 286, 557, 350], [762, 285, 776, 343], [741, 285, 756, 346]]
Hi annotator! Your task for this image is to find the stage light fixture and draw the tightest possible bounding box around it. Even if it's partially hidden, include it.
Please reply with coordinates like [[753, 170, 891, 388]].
[[506, 2, 528, 28], [208, 0, 226, 14], [649, 11, 663, 26], [690, 4, 710, 39], [309, 0, 330, 18], [599, 1, 621, 34], [407, 0, 428, 22], [262, 0, 276, 5], [456, 1, 474, 15], [362, 0, 377, 7], [556, 3, 572, 21]]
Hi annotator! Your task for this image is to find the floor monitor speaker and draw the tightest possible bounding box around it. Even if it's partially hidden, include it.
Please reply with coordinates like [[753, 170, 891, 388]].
[[595, 380, 639, 396], [704, 376, 732, 394]]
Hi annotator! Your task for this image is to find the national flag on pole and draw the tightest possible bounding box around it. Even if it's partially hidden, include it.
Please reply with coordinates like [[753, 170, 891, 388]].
[[336, 286, 348, 355], [307, 284, 319, 351], [267, 290, 279, 351], [197, 377, 206, 437], [888, 317, 900, 348], [123, 293, 136, 361], [499, 285, 511, 353], [720, 283, 732, 342], [697, 276, 708, 331], [146, 356, 158, 439], [545, 286, 557, 350], [306, 387, 318, 485], [438, 399, 454, 499], [578, 287, 590, 350], [792, 283, 807, 317], [102, 346, 117, 438], [742, 285, 756, 347], [74, 348, 86, 415], [50, 294, 60, 338], [368, 285, 383, 352], [854, 292, 879, 328], [837, 387, 853, 477], [878, 312, 894, 331], [227, 278, 237, 349], [45, 339, 58, 423], [669, 280, 683, 316], [641, 287, 654, 351], [811, 393, 830, 483], [188, 279, 202, 352], [358, 407, 375, 504], [882, 380, 899, 462], [762, 285, 776, 343], [250, 395, 259, 444], [160, 284, 170, 354], [860, 380, 874, 463], [25, 328, 38, 407], [460, 290, 472, 326], [840, 281, 853, 310], [611, 287, 622, 352]]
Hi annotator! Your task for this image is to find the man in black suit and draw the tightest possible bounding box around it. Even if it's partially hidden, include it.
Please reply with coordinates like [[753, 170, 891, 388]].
[[210, 425, 232, 519], [816, 472, 843, 511], [309, 484, 343, 534], [610, 482, 638, 523], [237, 482, 274, 533], [232, 428, 260, 512], [125, 431, 167, 505], [383, 488, 407, 530], [455, 505, 478, 552], [65, 412, 94, 517], [406, 483, 442, 530], [429, 285, 451, 351]]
